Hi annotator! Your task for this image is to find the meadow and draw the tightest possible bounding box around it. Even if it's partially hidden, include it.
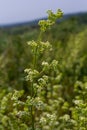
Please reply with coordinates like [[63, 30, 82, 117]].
[[0, 10, 87, 130]]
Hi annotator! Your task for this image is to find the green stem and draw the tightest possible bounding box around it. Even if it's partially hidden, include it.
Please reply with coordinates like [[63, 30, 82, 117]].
[[30, 30, 43, 130], [38, 31, 43, 42], [31, 42, 38, 130], [30, 106, 35, 130], [33, 47, 37, 69], [30, 82, 35, 130]]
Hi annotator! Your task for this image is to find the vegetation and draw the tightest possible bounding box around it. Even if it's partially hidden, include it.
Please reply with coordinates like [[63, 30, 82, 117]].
[[0, 9, 87, 130]]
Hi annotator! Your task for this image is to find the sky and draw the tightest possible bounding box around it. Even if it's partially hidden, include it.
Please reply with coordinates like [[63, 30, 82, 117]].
[[0, 0, 87, 25]]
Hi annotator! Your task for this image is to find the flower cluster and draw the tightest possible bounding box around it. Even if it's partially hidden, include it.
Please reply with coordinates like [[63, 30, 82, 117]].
[[39, 9, 63, 32]]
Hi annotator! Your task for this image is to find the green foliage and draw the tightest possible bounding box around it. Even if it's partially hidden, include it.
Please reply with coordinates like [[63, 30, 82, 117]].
[[0, 10, 87, 130]]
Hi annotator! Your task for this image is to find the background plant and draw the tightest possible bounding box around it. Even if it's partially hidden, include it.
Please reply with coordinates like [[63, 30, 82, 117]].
[[0, 9, 87, 130]]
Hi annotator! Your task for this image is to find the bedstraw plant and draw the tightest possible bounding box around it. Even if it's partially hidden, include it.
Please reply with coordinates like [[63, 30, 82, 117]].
[[0, 9, 64, 130]]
